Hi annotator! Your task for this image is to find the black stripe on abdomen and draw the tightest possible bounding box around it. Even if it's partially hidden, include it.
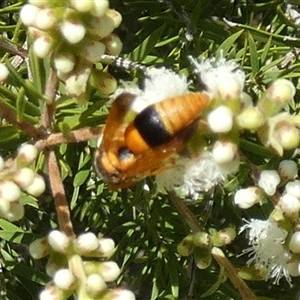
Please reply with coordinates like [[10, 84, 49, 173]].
[[134, 106, 172, 147]]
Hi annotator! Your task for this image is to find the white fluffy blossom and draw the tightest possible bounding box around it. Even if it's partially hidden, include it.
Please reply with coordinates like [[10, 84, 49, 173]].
[[114, 67, 190, 113], [189, 55, 245, 99], [240, 219, 292, 285], [156, 152, 237, 200], [258, 170, 281, 196]]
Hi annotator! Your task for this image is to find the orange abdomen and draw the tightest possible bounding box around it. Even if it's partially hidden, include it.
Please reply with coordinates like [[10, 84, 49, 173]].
[[125, 92, 209, 154]]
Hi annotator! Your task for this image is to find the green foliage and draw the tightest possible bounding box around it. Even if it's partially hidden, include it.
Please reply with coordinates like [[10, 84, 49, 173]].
[[0, 0, 300, 299]]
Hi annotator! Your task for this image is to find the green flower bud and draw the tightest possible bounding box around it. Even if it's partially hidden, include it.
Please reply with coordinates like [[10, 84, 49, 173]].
[[237, 106, 265, 130], [211, 227, 236, 247], [192, 232, 211, 249]]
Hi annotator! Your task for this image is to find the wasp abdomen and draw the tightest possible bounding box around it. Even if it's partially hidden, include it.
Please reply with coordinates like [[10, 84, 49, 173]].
[[124, 92, 209, 154], [134, 106, 172, 147]]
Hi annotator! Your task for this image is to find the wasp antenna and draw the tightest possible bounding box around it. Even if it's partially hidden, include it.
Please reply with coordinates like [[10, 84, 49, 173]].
[[100, 54, 147, 73]]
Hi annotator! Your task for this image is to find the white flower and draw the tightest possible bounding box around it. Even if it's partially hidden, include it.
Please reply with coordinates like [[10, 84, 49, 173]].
[[258, 170, 281, 196], [114, 68, 190, 113], [60, 20, 86, 44], [98, 237, 115, 256], [92, 0, 110, 17], [53, 269, 76, 291], [266, 79, 296, 105], [189, 55, 245, 99], [47, 230, 70, 253], [25, 174, 46, 197], [81, 41, 106, 63], [207, 105, 233, 133], [131, 68, 189, 112], [234, 187, 262, 209], [85, 274, 107, 296], [212, 140, 237, 164], [280, 193, 300, 217], [98, 261, 121, 282], [65, 66, 91, 97], [240, 219, 292, 284], [53, 53, 76, 74], [156, 152, 235, 200], [289, 232, 300, 253], [75, 232, 99, 254], [278, 160, 298, 180], [33, 35, 53, 58], [285, 180, 300, 199]]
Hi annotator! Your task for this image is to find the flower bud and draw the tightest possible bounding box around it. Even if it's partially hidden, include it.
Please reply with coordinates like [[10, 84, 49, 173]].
[[39, 284, 63, 300], [20, 4, 40, 26], [5, 201, 25, 221], [234, 187, 262, 209], [192, 232, 211, 249], [274, 121, 300, 150], [81, 41, 106, 63], [237, 106, 265, 130], [89, 14, 115, 38], [0, 63, 9, 82], [289, 231, 300, 253], [212, 140, 237, 164], [177, 234, 194, 256], [258, 79, 296, 117], [285, 180, 300, 199], [17, 144, 38, 166], [106, 9, 122, 28], [207, 105, 233, 133], [286, 259, 300, 277], [29, 237, 50, 259], [267, 79, 295, 105], [75, 232, 99, 254], [47, 230, 70, 253], [25, 174, 46, 197], [92, 0, 109, 17], [278, 160, 298, 180], [13, 168, 36, 190], [60, 20, 86, 44], [280, 193, 300, 217], [65, 66, 91, 97], [90, 71, 117, 95], [98, 237, 115, 256], [240, 92, 253, 108], [103, 34, 123, 56], [35, 8, 57, 30], [110, 288, 136, 300], [33, 35, 54, 58], [98, 261, 121, 282], [194, 248, 212, 269], [211, 227, 236, 247], [217, 76, 243, 100], [86, 273, 107, 296], [70, 0, 94, 12], [53, 268, 76, 291], [258, 170, 280, 196], [53, 52, 76, 74], [0, 180, 21, 202]]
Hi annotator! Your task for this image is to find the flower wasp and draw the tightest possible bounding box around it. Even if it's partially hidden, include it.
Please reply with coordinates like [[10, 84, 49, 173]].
[[94, 91, 210, 189]]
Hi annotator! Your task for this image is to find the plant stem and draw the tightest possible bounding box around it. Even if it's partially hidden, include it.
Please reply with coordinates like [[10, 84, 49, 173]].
[[46, 149, 75, 238]]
